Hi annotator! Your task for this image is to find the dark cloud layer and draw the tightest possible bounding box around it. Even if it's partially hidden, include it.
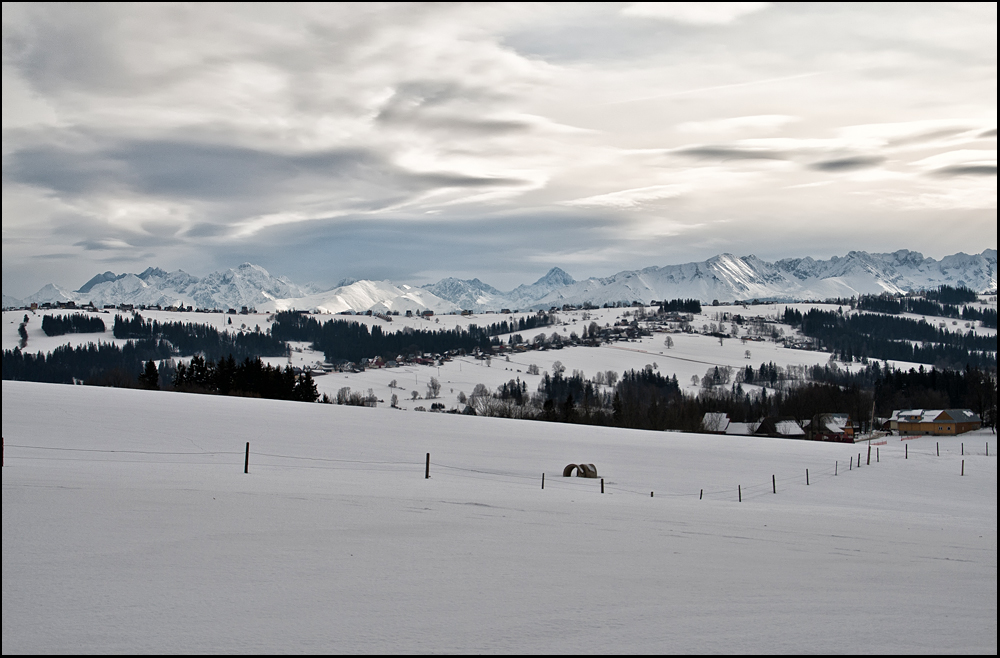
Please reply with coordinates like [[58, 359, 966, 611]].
[[931, 164, 997, 177], [6, 138, 528, 204], [809, 156, 886, 172], [674, 146, 787, 161]]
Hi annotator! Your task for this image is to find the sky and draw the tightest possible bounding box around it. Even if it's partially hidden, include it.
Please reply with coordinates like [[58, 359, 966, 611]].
[[2, 2, 997, 297]]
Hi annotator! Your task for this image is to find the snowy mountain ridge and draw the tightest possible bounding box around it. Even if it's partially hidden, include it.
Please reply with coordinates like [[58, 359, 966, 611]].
[[6, 249, 996, 313]]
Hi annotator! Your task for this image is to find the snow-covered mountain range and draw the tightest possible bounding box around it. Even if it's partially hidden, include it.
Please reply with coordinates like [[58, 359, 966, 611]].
[[6, 249, 996, 313]]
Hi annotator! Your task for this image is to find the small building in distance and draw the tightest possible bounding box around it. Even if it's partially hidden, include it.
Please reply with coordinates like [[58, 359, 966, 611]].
[[807, 413, 856, 443], [890, 409, 982, 436], [755, 417, 806, 439]]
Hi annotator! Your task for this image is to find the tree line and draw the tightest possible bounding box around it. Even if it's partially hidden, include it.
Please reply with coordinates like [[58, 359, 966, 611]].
[[854, 292, 996, 327], [114, 314, 286, 361], [42, 313, 106, 336], [270, 312, 510, 363], [781, 307, 996, 368], [145, 355, 319, 402], [458, 359, 996, 435]]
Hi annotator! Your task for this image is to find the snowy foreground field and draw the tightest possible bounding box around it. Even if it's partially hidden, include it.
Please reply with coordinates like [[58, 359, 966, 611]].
[[2, 381, 996, 654]]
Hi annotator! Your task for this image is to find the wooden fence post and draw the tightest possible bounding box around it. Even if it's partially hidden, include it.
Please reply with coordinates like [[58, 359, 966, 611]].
[[867, 445, 871, 466], [806, 469, 809, 485], [425, 452, 430, 479], [601, 478, 604, 494], [541, 473, 545, 489], [700, 489, 703, 500], [835, 461, 838, 476], [244, 442, 249, 474], [936, 442, 939, 457], [772, 474, 776, 494], [961, 460, 964, 476], [738, 485, 741, 502], [905, 443, 908, 459]]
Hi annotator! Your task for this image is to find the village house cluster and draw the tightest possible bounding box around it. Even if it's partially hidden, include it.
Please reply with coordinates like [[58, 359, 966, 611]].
[[702, 408, 982, 442]]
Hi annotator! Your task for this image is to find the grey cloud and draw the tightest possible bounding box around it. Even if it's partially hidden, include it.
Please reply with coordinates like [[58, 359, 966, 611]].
[[809, 156, 885, 172], [3, 4, 134, 95], [5, 137, 529, 205], [930, 164, 997, 177], [184, 223, 234, 239], [375, 81, 531, 136], [887, 128, 971, 148], [674, 146, 788, 161]]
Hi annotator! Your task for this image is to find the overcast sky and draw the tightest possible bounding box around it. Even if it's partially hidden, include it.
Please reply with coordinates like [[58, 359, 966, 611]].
[[3, 2, 996, 296]]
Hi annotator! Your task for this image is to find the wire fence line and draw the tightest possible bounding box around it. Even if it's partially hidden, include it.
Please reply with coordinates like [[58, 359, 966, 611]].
[[3, 438, 991, 503]]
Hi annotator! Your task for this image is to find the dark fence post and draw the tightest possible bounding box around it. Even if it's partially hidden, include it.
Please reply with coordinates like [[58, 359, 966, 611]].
[[244, 442, 249, 474], [806, 469, 809, 485], [738, 485, 741, 502], [601, 478, 604, 494], [772, 475, 776, 494], [425, 453, 430, 479]]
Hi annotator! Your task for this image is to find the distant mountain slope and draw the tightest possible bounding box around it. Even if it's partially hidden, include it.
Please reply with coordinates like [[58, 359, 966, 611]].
[[11, 248, 996, 313], [263, 280, 459, 315]]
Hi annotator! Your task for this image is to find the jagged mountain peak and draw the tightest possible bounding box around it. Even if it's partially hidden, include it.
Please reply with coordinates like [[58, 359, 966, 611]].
[[137, 267, 170, 281], [535, 267, 576, 287], [76, 271, 126, 294]]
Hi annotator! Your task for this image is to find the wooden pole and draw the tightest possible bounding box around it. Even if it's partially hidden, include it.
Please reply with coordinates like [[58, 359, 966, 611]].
[[541, 473, 545, 489], [961, 442, 964, 456], [601, 478, 604, 494], [835, 460, 838, 476], [867, 445, 871, 466], [806, 469, 809, 485], [858, 452, 861, 467], [425, 452, 430, 479], [961, 460, 964, 476], [936, 442, 939, 457], [877, 447, 879, 463], [650, 491, 654, 498], [700, 489, 703, 500], [905, 443, 908, 459], [244, 442, 249, 474], [738, 485, 741, 502], [850, 456, 852, 471], [772, 474, 776, 494]]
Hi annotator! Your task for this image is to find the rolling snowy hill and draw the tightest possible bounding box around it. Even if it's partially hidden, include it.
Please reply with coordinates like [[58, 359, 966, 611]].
[[2, 380, 995, 653]]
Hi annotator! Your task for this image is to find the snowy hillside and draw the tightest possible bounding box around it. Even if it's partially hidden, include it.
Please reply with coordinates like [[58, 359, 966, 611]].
[[2, 380, 995, 653]]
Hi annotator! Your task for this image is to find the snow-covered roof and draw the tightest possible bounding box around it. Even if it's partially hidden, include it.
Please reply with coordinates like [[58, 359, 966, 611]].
[[702, 412, 730, 432], [775, 420, 805, 436], [725, 422, 754, 436], [892, 409, 980, 424]]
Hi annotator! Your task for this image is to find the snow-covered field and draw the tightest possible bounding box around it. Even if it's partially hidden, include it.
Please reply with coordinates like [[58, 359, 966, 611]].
[[3, 381, 995, 653]]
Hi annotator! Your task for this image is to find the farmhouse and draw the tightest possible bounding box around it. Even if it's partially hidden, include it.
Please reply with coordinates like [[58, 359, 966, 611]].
[[890, 409, 982, 436], [807, 413, 856, 443]]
